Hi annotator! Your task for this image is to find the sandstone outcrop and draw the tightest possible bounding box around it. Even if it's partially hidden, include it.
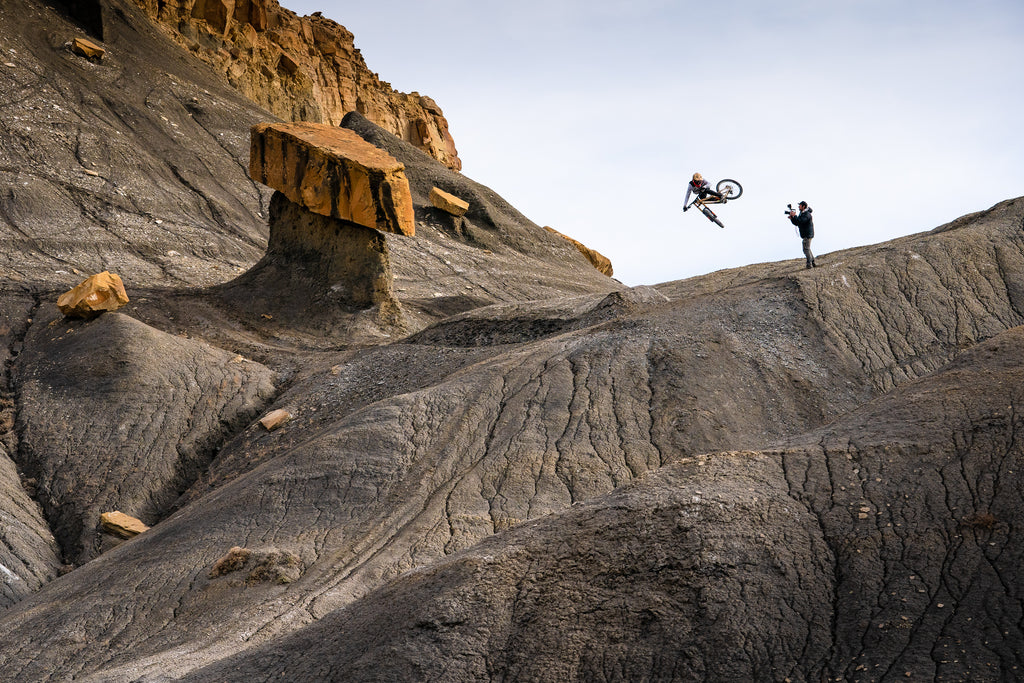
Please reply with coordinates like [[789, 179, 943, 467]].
[[545, 225, 614, 276], [56, 271, 129, 318], [249, 121, 415, 236], [128, 0, 461, 170], [429, 186, 470, 217]]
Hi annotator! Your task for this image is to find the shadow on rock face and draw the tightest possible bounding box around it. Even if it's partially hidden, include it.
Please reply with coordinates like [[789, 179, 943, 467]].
[[43, 0, 103, 40]]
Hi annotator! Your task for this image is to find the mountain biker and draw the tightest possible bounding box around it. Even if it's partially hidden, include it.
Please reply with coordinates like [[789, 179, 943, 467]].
[[787, 201, 816, 268], [682, 172, 723, 210]]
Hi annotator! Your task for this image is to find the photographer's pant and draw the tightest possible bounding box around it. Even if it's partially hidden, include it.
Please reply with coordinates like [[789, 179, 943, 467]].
[[802, 238, 814, 265]]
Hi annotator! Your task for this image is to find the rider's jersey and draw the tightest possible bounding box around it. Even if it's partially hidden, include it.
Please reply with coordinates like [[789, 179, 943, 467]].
[[683, 179, 710, 205]]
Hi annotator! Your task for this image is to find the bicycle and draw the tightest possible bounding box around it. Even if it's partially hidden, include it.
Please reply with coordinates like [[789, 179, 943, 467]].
[[683, 178, 743, 228]]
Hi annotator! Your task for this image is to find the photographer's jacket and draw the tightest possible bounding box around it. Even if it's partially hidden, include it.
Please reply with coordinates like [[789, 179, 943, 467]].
[[790, 208, 814, 238]]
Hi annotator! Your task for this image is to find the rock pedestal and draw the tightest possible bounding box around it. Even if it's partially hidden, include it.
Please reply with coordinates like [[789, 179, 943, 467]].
[[225, 123, 407, 330], [262, 191, 398, 312]]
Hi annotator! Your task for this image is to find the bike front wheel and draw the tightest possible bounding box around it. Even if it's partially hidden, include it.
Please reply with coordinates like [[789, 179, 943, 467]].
[[716, 179, 743, 200], [701, 206, 725, 228]]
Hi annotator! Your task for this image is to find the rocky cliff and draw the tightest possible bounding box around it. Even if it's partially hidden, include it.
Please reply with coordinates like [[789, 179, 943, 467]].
[[1, 0, 1023, 681], [128, 0, 462, 170]]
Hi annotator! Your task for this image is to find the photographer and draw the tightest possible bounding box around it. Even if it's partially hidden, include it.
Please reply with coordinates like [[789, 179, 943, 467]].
[[787, 201, 816, 268]]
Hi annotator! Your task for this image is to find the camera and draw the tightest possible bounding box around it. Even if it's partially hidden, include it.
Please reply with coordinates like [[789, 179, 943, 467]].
[[783, 203, 793, 215]]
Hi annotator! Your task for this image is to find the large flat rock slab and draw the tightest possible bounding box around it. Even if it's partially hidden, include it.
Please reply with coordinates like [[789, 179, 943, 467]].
[[249, 122, 415, 236]]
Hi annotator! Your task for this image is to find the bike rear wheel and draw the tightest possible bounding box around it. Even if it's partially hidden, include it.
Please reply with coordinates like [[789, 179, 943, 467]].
[[716, 179, 743, 200]]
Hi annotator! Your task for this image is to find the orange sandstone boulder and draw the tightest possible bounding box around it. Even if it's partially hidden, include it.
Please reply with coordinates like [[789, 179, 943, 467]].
[[429, 187, 470, 217], [259, 409, 292, 431], [57, 271, 130, 318], [250, 122, 415, 237], [71, 37, 105, 61], [99, 511, 149, 539]]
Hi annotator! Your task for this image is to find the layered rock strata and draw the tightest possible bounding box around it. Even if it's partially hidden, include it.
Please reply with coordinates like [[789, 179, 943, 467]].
[[128, 0, 462, 170]]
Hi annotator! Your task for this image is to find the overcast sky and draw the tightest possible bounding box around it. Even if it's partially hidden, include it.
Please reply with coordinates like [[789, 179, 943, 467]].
[[286, 0, 1022, 286]]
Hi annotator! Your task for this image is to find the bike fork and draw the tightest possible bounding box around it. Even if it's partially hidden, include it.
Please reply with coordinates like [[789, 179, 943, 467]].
[[699, 204, 725, 228]]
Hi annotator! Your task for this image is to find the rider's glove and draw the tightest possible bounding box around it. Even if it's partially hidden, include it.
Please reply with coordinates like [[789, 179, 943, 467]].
[[683, 206, 688, 212]]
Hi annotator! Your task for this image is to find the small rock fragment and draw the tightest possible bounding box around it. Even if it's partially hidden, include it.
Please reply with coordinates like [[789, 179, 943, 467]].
[[260, 409, 292, 431], [71, 37, 105, 61], [99, 511, 149, 539], [429, 187, 470, 217]]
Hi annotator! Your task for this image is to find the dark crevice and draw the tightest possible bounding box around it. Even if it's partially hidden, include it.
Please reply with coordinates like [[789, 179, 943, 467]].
[[1, 293, 67, 570], [43, 0, 104, 41]]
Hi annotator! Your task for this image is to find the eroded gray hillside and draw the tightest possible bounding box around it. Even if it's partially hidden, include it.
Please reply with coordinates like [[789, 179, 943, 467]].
[[186, 326, 1024, 682], [0, 198, 1021, 681], [1, 0, 1023, 680], [0, 292, 62, 608], [659, 197, 1024, 392], [0, 0, 272, 290], [14, 307, 278, 565]]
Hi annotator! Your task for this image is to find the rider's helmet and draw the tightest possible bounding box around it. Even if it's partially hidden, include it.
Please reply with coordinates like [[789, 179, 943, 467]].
[[692, 172, 703, 183]]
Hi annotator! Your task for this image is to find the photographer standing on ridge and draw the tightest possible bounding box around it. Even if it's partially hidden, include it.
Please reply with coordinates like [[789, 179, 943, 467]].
[[787, 201, 816, 268]]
